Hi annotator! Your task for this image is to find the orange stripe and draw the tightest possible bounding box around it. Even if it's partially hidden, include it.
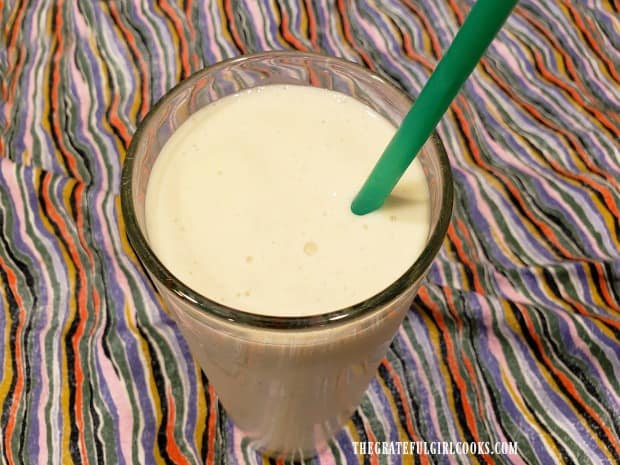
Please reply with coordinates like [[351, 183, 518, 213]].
[[518, 9, 588, 95], [400, 28, 435, 71], [71, 183, 92, 465], [184, 0, 200, 69], [514, 23, 616, 176], [71, 183, 96, 270], [449, 218, 484, 293], [0, 255, 26, 465], [165, 386, 192, 465], [223, 0, 246, 53], [303, 0, 319, 51], [107, 1, 151, 120], [448, 0, 466, 25], [2, 0, 28, 121], [205, 384, 217, 465], [108, 92, 132, 149], [381, 358, 431, 465], [278, 5, 319, 85], [72, 329, 88, 465], [50, 1, 81, 180], [518, 303, 620, 456], [280, 7, 308, 52], [445, 288, 495, 465], [365, 423, 380, 465], [70, 185, 105, 349], [4, 0, 28, 51], [381, 359, 415, 436], [336, 0, 375, 70], [402, 0, 443, 60], [442, 225, 461, 270], [159, 0, 192, 78]]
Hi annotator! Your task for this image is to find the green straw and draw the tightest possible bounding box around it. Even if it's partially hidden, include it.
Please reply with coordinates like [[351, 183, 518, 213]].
[[351, 0, 518, 215]]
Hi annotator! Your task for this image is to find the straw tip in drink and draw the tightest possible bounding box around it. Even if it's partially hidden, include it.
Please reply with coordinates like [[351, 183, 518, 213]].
[[350, 193, 385, 216]]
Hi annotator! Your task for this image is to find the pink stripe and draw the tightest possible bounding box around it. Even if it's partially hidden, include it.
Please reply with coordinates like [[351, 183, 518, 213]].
[[244, 1, 272, 51]]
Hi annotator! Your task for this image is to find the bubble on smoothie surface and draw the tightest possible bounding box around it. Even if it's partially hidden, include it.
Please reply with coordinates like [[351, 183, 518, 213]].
[[245, 256, 254, 263], [304, 241, 318, 256]]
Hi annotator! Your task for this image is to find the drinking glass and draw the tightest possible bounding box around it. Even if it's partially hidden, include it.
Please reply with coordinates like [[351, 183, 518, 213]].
[[121, 51, 453, 460]]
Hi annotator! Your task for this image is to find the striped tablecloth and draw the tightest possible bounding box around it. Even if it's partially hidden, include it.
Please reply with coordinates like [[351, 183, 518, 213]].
[[1, 1, 619, 464]]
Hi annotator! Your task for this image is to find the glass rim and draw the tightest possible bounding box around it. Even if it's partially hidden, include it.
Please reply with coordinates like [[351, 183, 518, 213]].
[[120, 50, 453, 330]]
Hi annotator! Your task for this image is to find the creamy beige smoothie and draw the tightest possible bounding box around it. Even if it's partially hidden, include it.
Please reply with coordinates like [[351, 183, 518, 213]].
[[142, 83, 433, 456], [145, 84, 430, 316]]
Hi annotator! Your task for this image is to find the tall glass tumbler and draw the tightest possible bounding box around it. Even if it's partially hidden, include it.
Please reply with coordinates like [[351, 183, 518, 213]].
[[121, 51, 453, 459]]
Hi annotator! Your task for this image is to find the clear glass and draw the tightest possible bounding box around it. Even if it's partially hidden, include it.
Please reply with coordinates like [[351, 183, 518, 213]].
[[121, 51, 453, 459]]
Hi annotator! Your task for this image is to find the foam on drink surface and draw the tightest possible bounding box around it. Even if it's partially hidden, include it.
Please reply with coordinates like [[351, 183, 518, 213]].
[[145, 85, 430, 317]]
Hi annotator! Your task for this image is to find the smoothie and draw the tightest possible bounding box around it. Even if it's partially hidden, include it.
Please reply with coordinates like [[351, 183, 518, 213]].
[[145, 84, 430, 316]]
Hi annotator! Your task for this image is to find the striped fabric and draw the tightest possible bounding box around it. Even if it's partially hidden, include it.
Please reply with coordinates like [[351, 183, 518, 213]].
[[1, 1, 619, 464]]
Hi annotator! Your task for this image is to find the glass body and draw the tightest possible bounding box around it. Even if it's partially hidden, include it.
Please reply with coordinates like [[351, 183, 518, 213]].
[[121, 51, 453, 459]]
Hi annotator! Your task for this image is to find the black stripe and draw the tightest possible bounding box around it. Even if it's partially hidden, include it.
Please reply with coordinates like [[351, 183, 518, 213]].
[[589, 260, 620, 313], [88, 378, 106, 464], [200, 372, 211, 463], [540, 267, 620, 340], [135, 321, 176, 465], [350, 410, 372, 465], [376, 355, 425, 465], [0, 259, 21, 465], [47, 2, 76, 179]]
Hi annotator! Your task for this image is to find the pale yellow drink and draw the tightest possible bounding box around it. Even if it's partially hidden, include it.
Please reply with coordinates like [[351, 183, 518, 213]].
[[145, 85, 429, 316]]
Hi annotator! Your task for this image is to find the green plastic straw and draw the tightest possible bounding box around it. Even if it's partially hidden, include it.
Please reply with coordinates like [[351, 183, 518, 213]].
[[351, 0, 518, 215]]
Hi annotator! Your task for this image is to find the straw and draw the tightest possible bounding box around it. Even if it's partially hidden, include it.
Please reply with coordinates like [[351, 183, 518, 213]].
[[351, 0, 518, 215]]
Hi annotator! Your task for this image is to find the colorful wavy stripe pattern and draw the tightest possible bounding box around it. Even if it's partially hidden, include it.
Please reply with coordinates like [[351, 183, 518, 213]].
[[1, 0, 619, 464]]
